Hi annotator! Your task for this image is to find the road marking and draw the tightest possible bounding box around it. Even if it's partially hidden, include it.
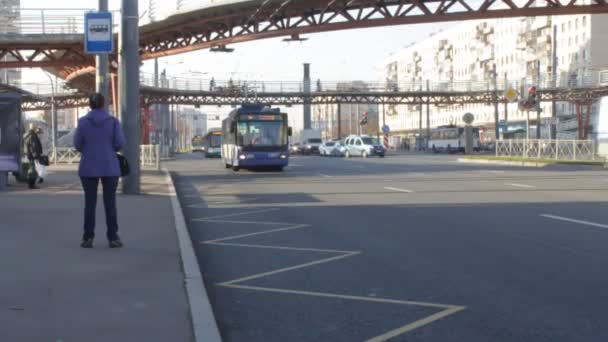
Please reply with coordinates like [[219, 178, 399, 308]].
[[319, 173, 333, 178], [202, 224, 310, 243], [384, 186, 414, 193], [366, 306, 466, 342], [193, 200, 465, 338], [505, 183, 534, 188], [208, 242, 355, 254], [221, 284, 460, 310], [219, 252, 360, 286], [541, 214, 608, 229], [192, 207, 279, 221]]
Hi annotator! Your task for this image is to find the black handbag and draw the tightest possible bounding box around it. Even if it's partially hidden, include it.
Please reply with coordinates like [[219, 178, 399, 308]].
[[39, 155, 50, 166], [113, 118, 130, 177], [117, 153, 130, 177]]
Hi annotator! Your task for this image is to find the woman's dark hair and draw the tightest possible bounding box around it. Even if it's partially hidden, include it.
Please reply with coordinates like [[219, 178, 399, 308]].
[[89, 93, 105, 110]]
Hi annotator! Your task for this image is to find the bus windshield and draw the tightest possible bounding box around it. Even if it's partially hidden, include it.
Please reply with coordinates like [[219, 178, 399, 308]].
[[208, 134, 222, 147], [192, 136, 204, 147], [237, 121, 286, 147]]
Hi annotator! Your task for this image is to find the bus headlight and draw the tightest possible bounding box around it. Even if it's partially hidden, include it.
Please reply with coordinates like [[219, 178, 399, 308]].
[[239, 155, 246, 160], [280, 154, 287, 159]]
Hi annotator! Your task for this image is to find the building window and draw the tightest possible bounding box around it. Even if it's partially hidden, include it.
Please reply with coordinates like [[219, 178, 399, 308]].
[[583, 16, 587, 27], [582, 49, 586, 60], [561, 23, 565, 32], [575, 35, 578, 45], [574, 52, 578, 62], [575, 18, 579, 29], [568, 37, 572, 46], [582, 32, 586, 41]]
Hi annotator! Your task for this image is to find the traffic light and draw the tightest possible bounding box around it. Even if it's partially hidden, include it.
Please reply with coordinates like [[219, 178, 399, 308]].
[[360, 112, 368, 125], [527, 86, 538, 109]]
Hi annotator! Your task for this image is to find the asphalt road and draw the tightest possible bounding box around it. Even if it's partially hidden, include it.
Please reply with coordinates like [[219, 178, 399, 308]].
[[167, 153, 608, 342]]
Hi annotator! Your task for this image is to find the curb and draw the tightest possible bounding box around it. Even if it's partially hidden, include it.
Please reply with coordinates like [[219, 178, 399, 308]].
[[163, 168, 223, 342], [457, 158, 547, 167]]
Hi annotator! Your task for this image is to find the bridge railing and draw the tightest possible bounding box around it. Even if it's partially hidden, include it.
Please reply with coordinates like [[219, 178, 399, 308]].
[[49, 145, 161, 170], [496, 139, 597, 161], [141, 71, 606, 95], [0, 8, 119, 35]]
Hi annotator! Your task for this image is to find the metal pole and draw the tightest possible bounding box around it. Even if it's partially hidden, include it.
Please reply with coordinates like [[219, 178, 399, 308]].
[[95, 0, 110, 103], [303, 63, 311, 129], [337, 103, 342, 139], [536, 60, 541, 139], [551, 24, 558, 140], [45, 73, 57, 151], [419, 94, 423, 150], [493, 63, 499, 142], [426, 79, 430, 150], [120, 0, 141, 195]]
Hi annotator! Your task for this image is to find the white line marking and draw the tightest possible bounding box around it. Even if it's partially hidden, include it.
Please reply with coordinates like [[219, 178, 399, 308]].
[[193, 208, 279, 221], [541, 214, 608, 229], [505, 183, 535, 188], [219, 252, 360, 286], [196, 219, 298, 226], [319, 173, 333, 178], [366, 306, 466, 342], [203, 224, 310, 243], [221, 284, 458, 309], [207, 242, 355, 254], [163, 169, 222, 342], [384, 187, 414, 193]]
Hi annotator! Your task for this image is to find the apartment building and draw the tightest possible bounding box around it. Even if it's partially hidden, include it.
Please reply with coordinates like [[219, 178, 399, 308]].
[[381, 13, 608, 145]]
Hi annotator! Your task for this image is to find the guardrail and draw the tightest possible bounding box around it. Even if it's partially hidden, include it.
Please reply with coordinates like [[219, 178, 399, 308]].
[[141, 71, 608, 95], [49, 145, 161, 170], [496, 139, 596, 161], [0, 8, 119, 35]]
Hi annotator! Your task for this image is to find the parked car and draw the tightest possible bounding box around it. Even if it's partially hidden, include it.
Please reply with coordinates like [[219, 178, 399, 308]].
[[343, 135, 386, 158]]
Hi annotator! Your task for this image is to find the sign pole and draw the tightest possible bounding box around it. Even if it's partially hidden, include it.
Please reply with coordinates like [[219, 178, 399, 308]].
[[95, 0, 109, 106]]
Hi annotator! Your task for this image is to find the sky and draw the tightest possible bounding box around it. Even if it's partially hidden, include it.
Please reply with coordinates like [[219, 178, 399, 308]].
[[19, 0, 454, 129]]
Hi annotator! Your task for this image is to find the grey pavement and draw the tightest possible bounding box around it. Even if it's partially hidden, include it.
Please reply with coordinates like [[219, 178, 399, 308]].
[[168, 153, 608, 342], [0, 166, 193, 342]]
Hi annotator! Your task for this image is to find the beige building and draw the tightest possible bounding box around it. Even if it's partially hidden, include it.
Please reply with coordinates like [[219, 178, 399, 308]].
[[312, 82, 379, 140], [381, 13, 608, 146]]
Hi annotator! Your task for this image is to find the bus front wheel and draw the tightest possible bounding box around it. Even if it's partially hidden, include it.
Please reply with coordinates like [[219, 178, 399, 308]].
[[232, 166, 240, 172]]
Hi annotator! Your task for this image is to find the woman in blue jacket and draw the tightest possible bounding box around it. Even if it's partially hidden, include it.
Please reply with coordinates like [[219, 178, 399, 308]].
[[74, 93, 126, 248]]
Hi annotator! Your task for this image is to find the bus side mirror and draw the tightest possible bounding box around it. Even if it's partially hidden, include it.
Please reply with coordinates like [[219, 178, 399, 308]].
[[288, 127, 293, 137], [230, 123, 235, 133]]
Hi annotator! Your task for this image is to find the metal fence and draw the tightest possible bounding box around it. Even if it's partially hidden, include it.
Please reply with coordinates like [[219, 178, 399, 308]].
[[496, 139, 597, 161], [0, 9, 122, 35], [141, 71, 607, 95], [49, 145, 161, 170]]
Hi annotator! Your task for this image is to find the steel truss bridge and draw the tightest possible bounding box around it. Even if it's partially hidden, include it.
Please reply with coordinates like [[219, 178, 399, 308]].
[[1, 0, 607, 90], [17, 84, 608, 111]]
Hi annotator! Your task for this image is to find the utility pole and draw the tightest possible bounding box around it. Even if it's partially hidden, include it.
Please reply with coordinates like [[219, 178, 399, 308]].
[[551, 24, 558, 140], [119, 0, 140, 195], [96, 0, 109, 105], [492, 63, 499, 142], [303, 63, 311, 129], [426, 79, 430, 150], [337, 103, 342, 139], [536, 59, 541, 139]]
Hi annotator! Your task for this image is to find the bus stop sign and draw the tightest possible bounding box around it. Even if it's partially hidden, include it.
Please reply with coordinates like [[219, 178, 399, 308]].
[[84, 12, 113, 54]]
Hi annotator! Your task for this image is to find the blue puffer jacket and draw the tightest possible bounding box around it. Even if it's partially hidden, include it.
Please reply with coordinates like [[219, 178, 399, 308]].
[[74, 109, 126, 178]]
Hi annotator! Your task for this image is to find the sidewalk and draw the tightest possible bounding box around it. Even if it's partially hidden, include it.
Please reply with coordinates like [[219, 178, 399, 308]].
[[0, 166, 215, 342]]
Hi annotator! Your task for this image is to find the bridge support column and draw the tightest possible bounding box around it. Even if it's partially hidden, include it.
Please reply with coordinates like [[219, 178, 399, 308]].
[[303, 63, 311, 130], [120, 0, 141, 195]]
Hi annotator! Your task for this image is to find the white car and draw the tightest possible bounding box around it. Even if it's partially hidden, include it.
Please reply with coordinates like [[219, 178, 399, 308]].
[[319, 141, 346, 157]]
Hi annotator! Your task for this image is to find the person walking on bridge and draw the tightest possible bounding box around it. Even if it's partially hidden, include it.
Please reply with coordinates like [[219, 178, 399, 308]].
[[74, 93, 126, 249]]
